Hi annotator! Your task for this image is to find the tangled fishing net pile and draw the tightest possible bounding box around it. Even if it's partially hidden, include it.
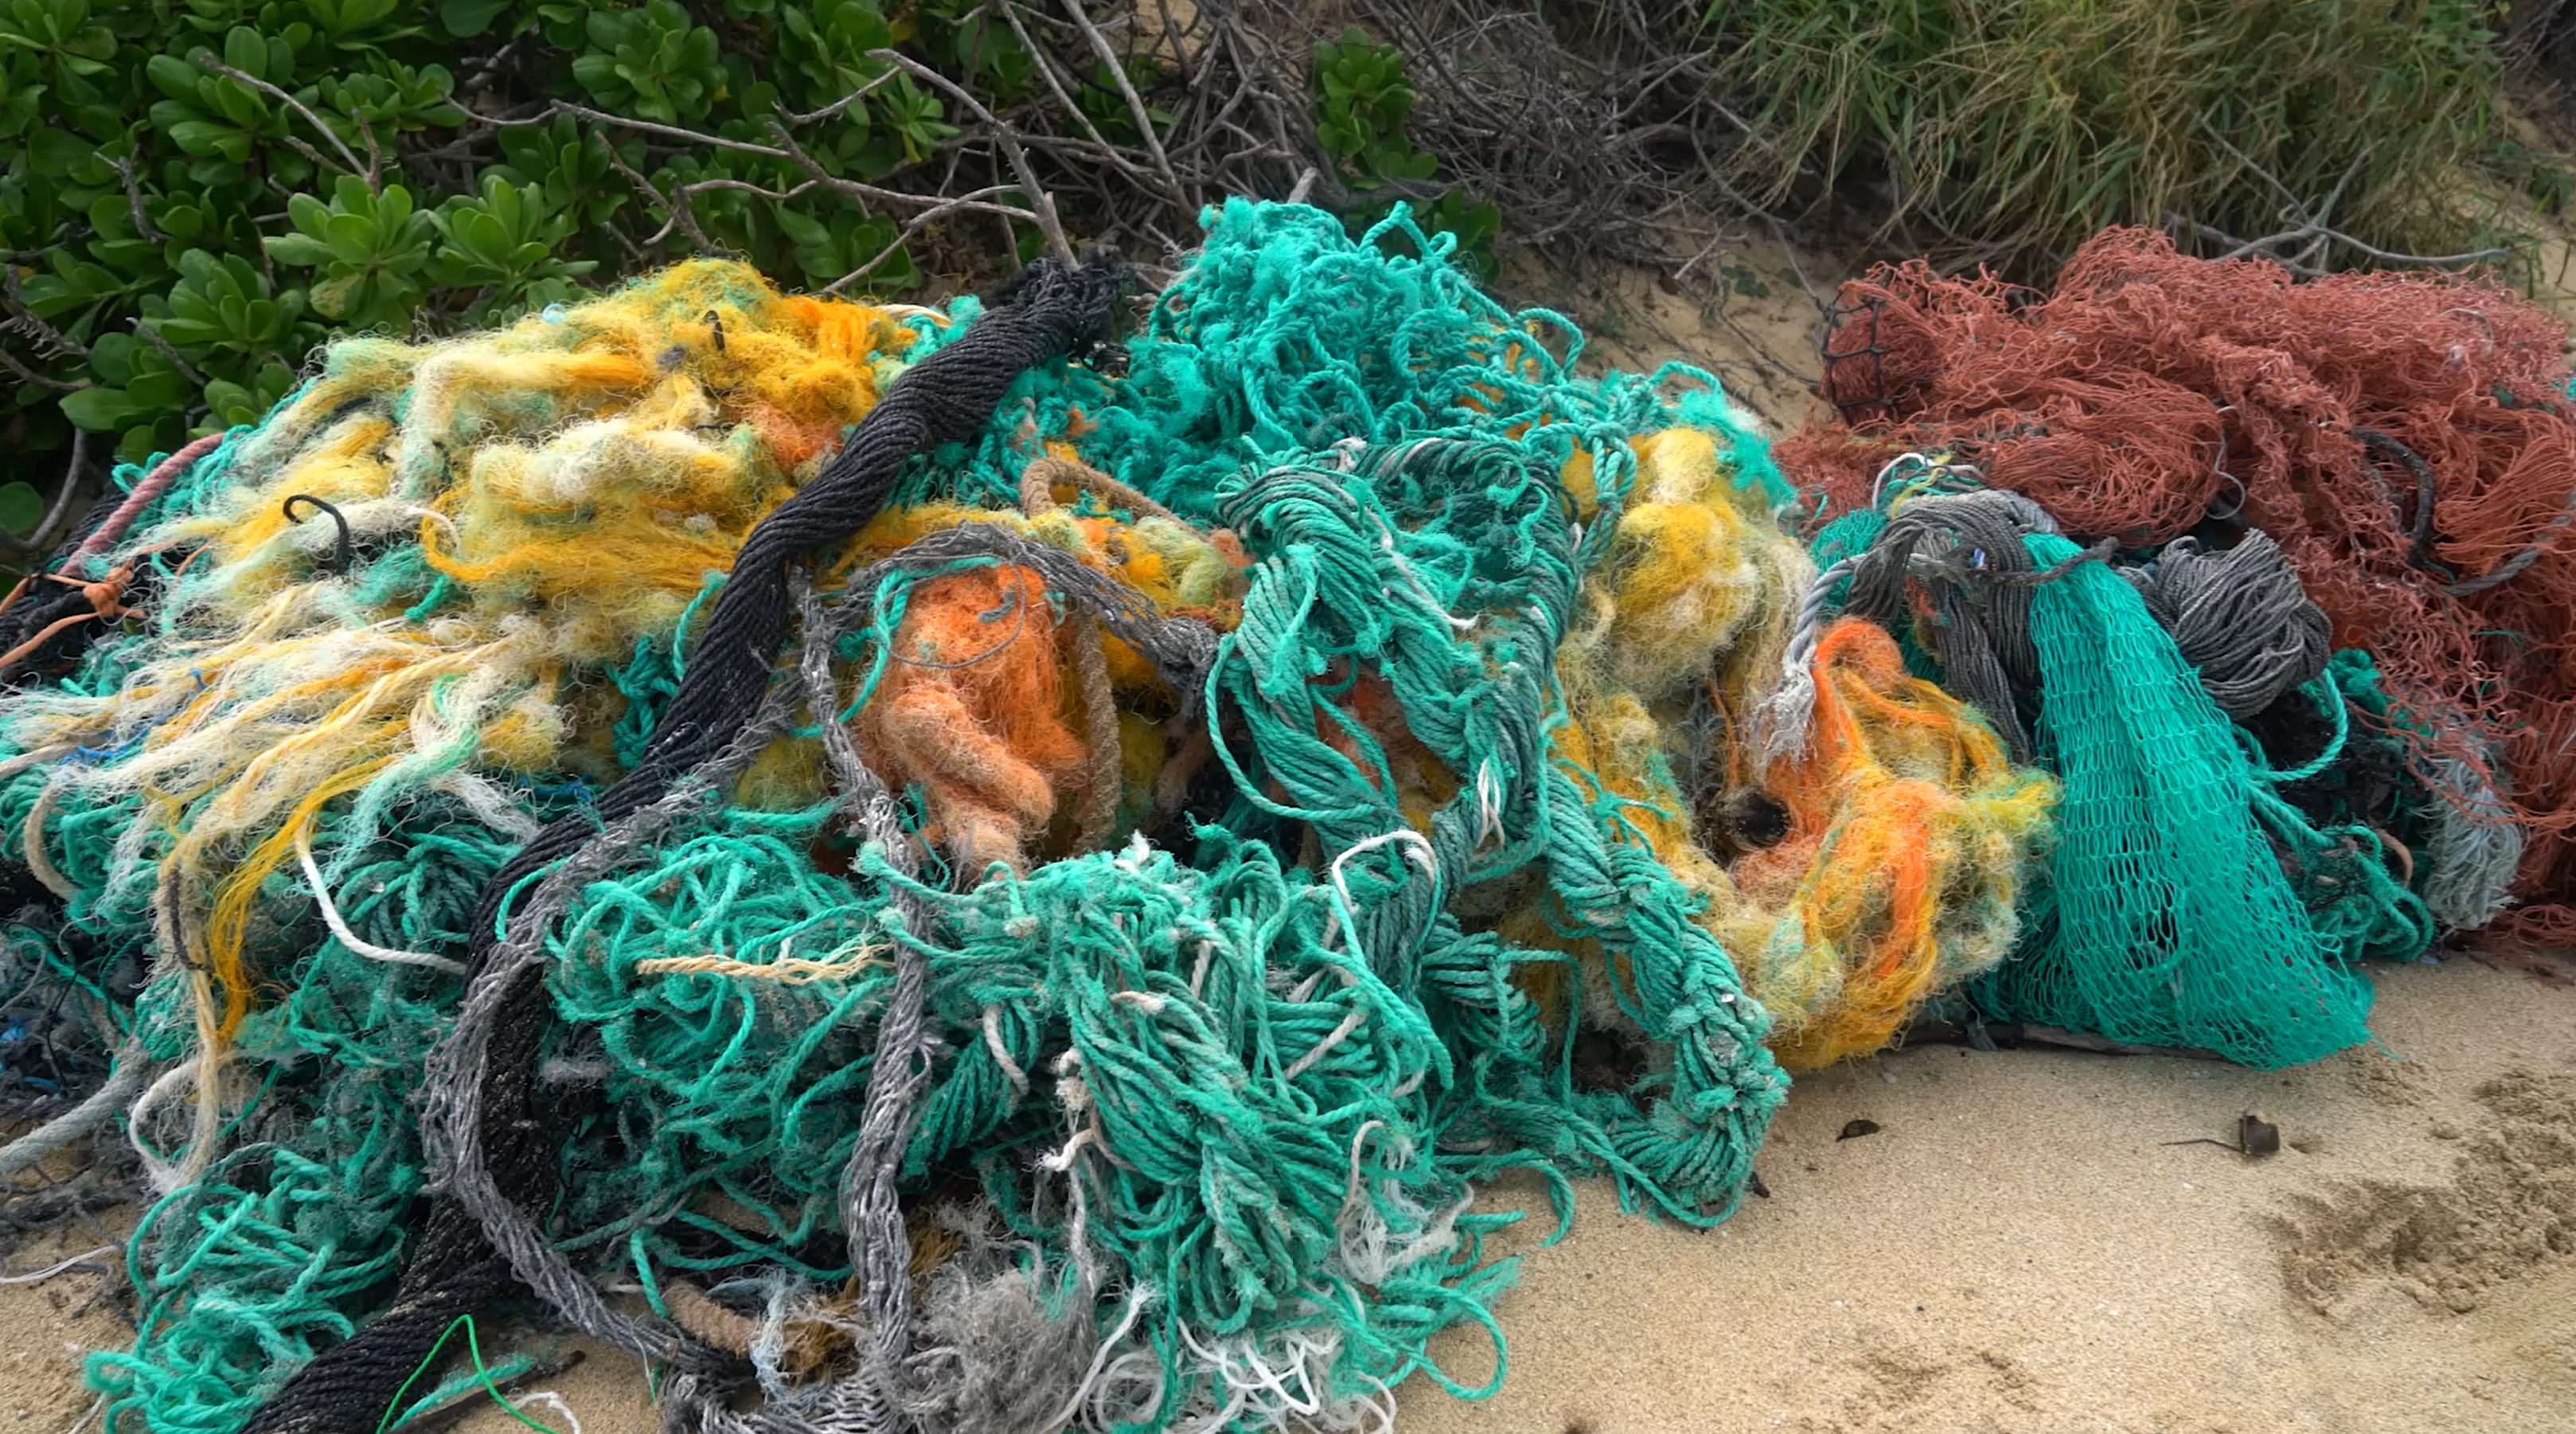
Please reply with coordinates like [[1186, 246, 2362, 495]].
[[0, 202, 2563, 1434], [1760, 224, 2576, 1058], [1785, 229, 2576, 939]]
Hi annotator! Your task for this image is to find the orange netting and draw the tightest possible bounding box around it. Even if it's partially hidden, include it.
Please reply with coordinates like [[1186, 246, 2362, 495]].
[[1778, 228, 2576, 935]]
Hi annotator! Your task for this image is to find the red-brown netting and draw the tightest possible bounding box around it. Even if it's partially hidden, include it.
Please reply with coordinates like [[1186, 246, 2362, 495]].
[[1776, 228, 2576, 937]]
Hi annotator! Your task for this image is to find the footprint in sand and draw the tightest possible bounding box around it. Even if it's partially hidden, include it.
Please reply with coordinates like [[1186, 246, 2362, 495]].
[[2275, 1066, 2576, 1316]]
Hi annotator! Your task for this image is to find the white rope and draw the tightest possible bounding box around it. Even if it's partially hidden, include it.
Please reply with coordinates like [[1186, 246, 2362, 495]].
[[1340, 1119, 1386, 1209], [982, 1003, 1029, 1098], [0, 1245, 116, 1285], [511, 1389, 583, 1434], [1281, 970, 1368, 1083], [1749, 554, 1856, 770], [430, 770, 544, 840], [1327, 828, 1437, 929], [127, 1054, 201, 1194], [0, 1051, 149, 1179], [1288, 828, 1443, 1082], [1040, 1281, 1155, 1434], [1370, 510, 1478, 633], [0, 744, 71, 781], [295, 829, 465, 974]]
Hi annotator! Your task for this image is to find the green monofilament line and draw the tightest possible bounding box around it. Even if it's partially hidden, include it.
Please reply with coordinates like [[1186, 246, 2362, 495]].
[[373, 1315, 559, 1434]]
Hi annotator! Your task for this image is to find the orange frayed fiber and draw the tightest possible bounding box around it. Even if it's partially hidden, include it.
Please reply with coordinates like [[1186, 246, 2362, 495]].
[[854, 563, 1092, 875], [1731, 619, 2056, 1068]]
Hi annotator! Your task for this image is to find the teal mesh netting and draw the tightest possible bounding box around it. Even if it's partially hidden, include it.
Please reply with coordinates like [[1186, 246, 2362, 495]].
[[1972, 532, 2375, 1064]]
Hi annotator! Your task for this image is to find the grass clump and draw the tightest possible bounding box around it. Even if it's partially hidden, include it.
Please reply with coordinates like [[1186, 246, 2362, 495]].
[[1703, 0, 2511, 267]]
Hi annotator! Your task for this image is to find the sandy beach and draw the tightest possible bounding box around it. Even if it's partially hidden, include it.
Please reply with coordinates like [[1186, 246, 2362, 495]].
[[1400, 958, 2576, 1434], [3, 957, 2565, 1434]]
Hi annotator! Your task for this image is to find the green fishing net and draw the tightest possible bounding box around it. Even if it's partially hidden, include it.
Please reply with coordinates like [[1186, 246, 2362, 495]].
[[1973, 533, 2376, 1064], [907, 199, 1790, 524]]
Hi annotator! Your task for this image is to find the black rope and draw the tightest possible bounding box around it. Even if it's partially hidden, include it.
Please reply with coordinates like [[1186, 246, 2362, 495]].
[[280, 494, 353, 575], [243, 252, 1130, 1434], [2351, 427, 2438, 570]]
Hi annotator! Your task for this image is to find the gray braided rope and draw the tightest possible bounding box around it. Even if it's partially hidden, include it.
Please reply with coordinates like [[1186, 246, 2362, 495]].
[[420, 688, 799, 1375], [2121, 532, 2329, 720], [2422, 753, 2525, 930], [801, 571, 936, 1433], [0, 1046, 150, 1179], [1749, 555, 1855, 768], [1838, 492, 2095, 762], [647, 579, 938, 1434]]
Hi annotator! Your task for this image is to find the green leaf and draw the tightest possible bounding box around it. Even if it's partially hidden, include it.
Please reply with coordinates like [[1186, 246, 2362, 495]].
[[164, 115, 248, 160], [220, 25, 264, 78], [203, 358, 297, 426], [323, 211, 381, 263], [200, 378, 255, 422], [573, 1, 724, 123], [60, 385, 140, 430], [208, 76, 263, 129], [307, 269, 363, 319], [146, 53, 203, 103], [25, 126, 91, 177], [158, 204, 209, 242], [114, 423, 170, 468], [64, 29, 117, 65], [127, 362, 194, 410], [314, 0, 401, 35], [0, 482, 45, 536], [86, 332, 139, 385], [774, 208, 829, 246]]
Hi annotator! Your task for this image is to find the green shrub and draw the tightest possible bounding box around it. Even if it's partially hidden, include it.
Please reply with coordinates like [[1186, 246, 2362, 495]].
[[1310, 27, 1499, 279], [1314, 25, 1435, 188], [0, 0, 1164, 493]]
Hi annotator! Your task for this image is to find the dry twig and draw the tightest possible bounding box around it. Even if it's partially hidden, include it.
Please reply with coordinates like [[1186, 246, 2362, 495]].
[[2170, 131, 2511, 276], [192, 53, 377, 188]]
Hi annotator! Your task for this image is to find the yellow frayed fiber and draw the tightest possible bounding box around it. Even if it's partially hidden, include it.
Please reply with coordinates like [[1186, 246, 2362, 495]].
[[8, 262, 919, 1171], [1572, 427, 1811, 701], [1532, 438, 2052, 1071]]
